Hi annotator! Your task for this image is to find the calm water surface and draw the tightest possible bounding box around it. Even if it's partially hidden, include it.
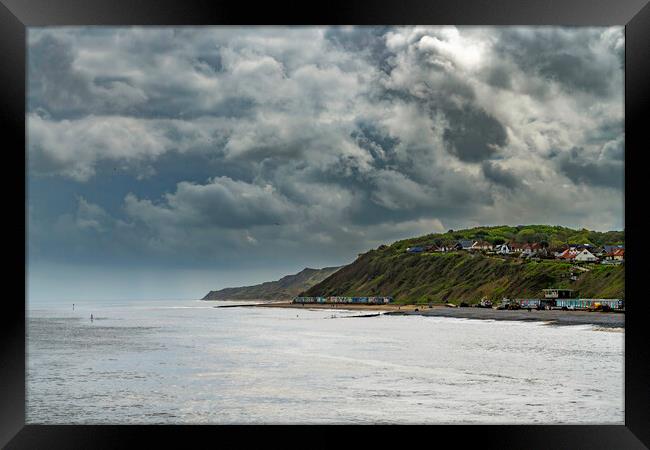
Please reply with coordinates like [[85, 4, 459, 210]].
[[27, 299, 624, 424]]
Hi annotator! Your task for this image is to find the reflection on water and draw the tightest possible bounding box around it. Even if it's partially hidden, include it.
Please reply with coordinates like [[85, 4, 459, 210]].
[[27, 299, 624, 424]]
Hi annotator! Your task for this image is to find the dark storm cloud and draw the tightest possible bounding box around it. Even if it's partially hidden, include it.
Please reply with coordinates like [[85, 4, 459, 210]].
[[485, 65, 512, 90], [442, 105, 507, 162], [538, 53, 610, 97], [481, 161, 520, 189], [28, 31, 260, 120], [553, 145, 624, 189], [494, 28, 623, 98]]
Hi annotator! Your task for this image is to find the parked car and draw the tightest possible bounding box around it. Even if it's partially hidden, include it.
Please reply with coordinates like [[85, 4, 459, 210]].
[[477, 298, 493, 308], [496, 300, 518, 310], [590, 303, 612, 312]]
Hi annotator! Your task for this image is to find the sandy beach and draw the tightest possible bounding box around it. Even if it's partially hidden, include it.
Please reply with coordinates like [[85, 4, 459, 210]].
[[251, 302, 625, 328]]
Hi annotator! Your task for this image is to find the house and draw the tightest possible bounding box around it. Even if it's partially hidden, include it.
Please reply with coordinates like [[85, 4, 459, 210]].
[[543, 288, 577, 299], [552, 244, 570, 257], [532, 243, 550, 256], [605, 248, 625, 261], [557, 247, 579, 260], [571, 243, 593, 251], [602, 245, 624, 256], [470, 240, 493, 251], [520, 243, 537, 256], [574, 249, 598, 262], [434, 244, 454, 252], [494, 244, 511, 254], [612, 248, 625, 260], [455, 240, 476, 251], [507, 242, 527, 254]]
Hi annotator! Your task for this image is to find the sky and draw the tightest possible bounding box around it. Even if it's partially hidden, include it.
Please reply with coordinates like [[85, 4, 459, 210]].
[[27, 26, 625, 302]]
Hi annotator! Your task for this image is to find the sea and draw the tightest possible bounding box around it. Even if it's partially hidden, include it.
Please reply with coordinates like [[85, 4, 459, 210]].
[[27, 299, 624, 424]]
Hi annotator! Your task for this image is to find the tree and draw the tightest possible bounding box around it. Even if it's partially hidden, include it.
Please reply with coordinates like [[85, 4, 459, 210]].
[[517, 228, 536, 243]]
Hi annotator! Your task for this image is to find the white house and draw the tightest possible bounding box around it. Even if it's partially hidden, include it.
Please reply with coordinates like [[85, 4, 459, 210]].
[[435, 245, 453, 252], [494, 244, 511, 254], [574, 249, 598, 262]]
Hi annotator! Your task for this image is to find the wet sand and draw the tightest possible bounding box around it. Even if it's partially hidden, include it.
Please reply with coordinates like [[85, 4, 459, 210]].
[[254, 302, 625, 328]]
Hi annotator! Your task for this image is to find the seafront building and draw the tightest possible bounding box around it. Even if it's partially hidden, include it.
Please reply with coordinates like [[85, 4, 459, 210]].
[[543, 289, 576, 299]]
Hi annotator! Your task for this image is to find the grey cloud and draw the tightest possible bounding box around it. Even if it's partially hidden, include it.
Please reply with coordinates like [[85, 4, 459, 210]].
[[538, 53, 610, 97], [125, 177, 298, 230], [351, 122, 400, 169], [27, 113, 223, 181], [554, 146, 624, 189], [442, 105, 507, 162], [485, 65, 512, 90], [585, 121, 624, 146], [600, 136, 624, 161], [369, 169, 435, 210], [28, 35, 95, 116], [481, 161, 520, 189], [28, 34, 149, 118], [494, 27, 623, 98], [324, 26, 395, 73]]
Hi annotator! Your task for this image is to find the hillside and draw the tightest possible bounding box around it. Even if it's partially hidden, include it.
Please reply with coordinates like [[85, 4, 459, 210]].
[[202, 266, 341, 301], [303, 225, 624, 304]]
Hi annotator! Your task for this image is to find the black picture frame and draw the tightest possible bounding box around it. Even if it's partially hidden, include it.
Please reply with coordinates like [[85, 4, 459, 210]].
[[2, 1, 648, 448]]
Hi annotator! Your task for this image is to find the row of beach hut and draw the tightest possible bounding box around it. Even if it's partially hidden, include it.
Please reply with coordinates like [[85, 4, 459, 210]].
[[293, 296, 393, 304]]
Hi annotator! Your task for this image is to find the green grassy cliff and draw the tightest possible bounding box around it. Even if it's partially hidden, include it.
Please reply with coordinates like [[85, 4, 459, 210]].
[[303, 225, 624, 303]]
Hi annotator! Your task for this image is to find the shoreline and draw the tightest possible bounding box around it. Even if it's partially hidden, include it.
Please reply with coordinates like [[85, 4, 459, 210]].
[[250, 302, 625, 328]]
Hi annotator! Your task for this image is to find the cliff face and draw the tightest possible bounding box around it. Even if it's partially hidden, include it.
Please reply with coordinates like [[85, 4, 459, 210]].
[[202, 266, 342, 300], [303, 251, 624, 304]]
